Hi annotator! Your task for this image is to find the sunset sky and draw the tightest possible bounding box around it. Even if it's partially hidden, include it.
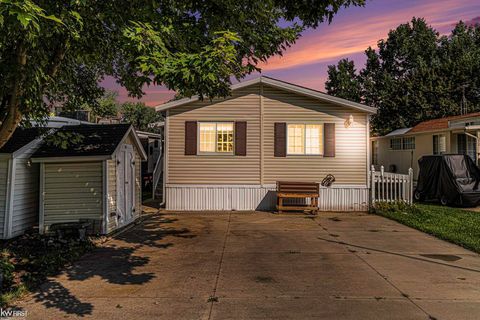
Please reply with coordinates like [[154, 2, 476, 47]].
[[102, 0, 480, 107]]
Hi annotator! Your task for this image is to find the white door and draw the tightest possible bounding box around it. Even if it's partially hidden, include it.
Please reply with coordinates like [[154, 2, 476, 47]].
[[117, 144, 135, 227]]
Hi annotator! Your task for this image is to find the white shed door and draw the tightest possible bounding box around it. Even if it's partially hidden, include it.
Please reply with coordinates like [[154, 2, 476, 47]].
[[117, 144, 135, 227]]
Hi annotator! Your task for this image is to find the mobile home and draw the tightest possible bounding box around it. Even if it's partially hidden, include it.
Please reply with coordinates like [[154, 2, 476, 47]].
[[155, 76, 376, 211]]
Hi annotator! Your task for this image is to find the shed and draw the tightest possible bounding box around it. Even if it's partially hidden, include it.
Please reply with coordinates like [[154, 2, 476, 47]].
[[0, 127, 47, 239], [31, 124, 147, 234]]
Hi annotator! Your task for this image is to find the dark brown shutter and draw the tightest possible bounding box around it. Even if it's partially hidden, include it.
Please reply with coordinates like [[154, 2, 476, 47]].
[[234, 121, 247, 156], [324, 123, 335, 157], [184, 121, 197, 155], [274, 122, 287, 157]]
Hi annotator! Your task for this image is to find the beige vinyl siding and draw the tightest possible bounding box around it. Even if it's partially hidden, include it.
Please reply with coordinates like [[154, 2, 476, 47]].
[[107, 159, 117, 232], [0, 159, 8, 238], [166, 83, 367, 186], [263, 85, 367, 185], [374, 131, 452, 179], [43, 162, 103, 230], [167, 84, 261, 184], [11, 144, 40, 237]]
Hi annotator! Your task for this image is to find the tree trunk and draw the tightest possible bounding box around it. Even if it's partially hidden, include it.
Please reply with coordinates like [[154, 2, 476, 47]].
[[0, 103, 23, 148], [0, 44, 27, 149]]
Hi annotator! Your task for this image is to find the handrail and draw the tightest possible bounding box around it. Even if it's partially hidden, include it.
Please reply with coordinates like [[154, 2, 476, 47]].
[[151, 152, 163, 200]]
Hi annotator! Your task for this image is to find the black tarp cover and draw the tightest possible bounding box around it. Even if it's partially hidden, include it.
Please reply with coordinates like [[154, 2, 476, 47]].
[[416, 154, 480, 206]]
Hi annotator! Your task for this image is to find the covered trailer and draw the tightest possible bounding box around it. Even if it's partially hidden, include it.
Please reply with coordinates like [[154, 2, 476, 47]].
[[415, 154, 480, 207]]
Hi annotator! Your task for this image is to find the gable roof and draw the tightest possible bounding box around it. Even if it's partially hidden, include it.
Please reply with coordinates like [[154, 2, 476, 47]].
[[32, 124, 147, 160], [155, 76, 377, 114], [0, 127, 48, 154], [409, 112, 480, 134]]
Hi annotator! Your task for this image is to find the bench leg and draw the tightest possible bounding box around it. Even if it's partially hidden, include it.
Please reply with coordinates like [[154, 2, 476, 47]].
[[278, 197, 283, 214]]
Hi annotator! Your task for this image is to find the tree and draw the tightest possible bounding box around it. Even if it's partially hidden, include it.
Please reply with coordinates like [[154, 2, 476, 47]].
[[88, 90, 120, 119], [0, 0, 365, 148], [325, 58, 361, 102], [326, 18, 480, 135], [121, 102, 162, 132]]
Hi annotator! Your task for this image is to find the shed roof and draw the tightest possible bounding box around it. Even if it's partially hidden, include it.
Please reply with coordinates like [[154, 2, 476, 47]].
[[385, 128, 412, 137], [0, 127, 48, 154], [32, 124, 146, 160]]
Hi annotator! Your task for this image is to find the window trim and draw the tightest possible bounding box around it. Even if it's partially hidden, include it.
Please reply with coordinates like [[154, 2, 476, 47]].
[[433, 134, 446, 155], [402, 136, 415, 150], [389, 137, 415, 151], [286, 123, 324, 156], [197, 121, 235, 155]]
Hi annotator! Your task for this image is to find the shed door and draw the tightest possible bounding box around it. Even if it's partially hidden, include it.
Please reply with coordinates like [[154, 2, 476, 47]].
[[117, 144, 135, 227]]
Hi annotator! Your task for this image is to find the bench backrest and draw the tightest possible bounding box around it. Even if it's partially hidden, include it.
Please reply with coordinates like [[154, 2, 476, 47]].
[[276, 181, 319, 194]]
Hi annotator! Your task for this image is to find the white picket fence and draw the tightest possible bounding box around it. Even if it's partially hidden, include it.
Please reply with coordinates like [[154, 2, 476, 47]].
[[370, 165, 413, 204]]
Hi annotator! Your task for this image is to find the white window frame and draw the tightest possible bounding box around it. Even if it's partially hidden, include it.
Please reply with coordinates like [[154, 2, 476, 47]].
[[402, 137, 415, 150], [286, 123, 324, 156], [389, 138, 402, 150], [389, 137, 415, 151], [433, 134, 446, 155], [197, 121, 235, 155]]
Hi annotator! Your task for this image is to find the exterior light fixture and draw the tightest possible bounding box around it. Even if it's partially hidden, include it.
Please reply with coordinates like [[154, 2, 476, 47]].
[[345, 114, 354, 128]]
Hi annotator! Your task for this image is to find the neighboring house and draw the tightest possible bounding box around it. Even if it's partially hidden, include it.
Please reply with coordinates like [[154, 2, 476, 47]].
[[155, 76, 376, 211], [371, 112, 480, 179], [0, 128, 48, 239], [31, 124, 147, 234]]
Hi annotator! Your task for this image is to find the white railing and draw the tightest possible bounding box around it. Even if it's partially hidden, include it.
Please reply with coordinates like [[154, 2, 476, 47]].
[[151, 155, 163, 200], [370, 165, 413, 204]]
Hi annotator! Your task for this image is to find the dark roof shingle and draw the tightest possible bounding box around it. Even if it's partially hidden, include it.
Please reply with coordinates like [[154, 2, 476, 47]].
[[32, 124, 132, 158], [0, 127, 48, 154]]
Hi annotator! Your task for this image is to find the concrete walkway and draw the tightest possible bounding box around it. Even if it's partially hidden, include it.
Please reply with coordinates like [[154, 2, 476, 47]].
[[17, 212, 480, 319]]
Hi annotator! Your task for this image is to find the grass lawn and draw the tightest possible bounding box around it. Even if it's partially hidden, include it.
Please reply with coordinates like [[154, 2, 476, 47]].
[[373, 202, 480, 254]]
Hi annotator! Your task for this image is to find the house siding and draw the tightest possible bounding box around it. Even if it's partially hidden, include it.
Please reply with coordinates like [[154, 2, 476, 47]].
[[167, 83, 368, 186], [262, 85, 367, 185], [167, 84, 261, 184], [11, 142, 40, 237], [165, 83, 370, 211], [374, 131, 452, 179], [43, 162, 103, 231]]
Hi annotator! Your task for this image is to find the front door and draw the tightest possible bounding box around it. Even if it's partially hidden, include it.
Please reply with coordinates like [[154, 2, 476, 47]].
[[117, 144, 135, 227]]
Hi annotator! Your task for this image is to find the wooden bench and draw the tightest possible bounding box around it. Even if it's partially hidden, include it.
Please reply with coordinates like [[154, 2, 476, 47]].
[[276, 181, 319, 214]]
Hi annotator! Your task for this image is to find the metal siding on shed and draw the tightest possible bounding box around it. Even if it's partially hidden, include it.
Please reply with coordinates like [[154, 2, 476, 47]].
[[0, 159, 8, 238], [43, 162, 103, 229], [107, 159, 117, 232], [106, 138, 142, 234], [9, 139, 42, 237]]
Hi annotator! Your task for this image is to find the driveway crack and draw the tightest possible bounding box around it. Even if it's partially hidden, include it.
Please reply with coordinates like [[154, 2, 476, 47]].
[[312, 217, 433, 319], [208, 212, 232, 320]]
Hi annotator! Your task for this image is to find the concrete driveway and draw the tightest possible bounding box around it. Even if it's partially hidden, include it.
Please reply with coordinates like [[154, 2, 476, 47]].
[[17, 211, 480, 319]]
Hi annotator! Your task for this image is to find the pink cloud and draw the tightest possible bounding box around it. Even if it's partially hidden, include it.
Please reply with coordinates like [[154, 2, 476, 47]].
[[260, 0, 480, 71]]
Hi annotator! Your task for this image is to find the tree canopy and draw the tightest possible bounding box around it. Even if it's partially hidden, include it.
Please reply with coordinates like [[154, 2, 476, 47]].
[[0, 0, 365, 147], [325, 18, 480, 135], [121, 102, 162, 133]]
